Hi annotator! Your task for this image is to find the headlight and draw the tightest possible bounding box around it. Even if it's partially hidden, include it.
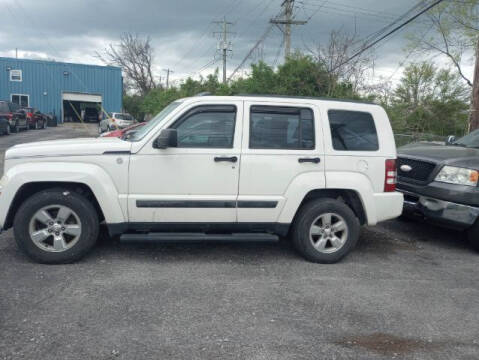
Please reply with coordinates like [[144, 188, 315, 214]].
[[435, 166, 479, 187]]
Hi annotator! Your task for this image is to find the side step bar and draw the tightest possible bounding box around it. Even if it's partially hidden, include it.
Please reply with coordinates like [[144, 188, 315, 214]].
[[119, 232, 279, 243]]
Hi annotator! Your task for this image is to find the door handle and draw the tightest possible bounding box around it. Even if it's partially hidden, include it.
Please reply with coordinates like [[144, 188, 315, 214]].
[[298, 157, 321, 164], [214, 156, 238, 163]]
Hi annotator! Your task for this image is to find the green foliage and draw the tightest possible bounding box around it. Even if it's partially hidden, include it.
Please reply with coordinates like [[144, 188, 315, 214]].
[[385, 62, 469, 136], [123, 94, 145, 121], [138, 54, 365, 117]]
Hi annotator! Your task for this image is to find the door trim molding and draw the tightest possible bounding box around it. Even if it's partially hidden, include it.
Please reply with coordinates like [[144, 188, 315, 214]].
[[136, 200, 278, 209]]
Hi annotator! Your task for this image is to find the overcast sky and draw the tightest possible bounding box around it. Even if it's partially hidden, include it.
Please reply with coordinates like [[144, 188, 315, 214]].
[[0, 0, 474, 86]]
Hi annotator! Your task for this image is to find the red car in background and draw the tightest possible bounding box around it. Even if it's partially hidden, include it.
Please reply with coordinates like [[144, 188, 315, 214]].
[[100, 122, 145, 138], [21, 107, 47, 129]]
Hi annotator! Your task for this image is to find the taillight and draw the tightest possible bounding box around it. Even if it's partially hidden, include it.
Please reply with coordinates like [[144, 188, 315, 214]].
[[27, 112, 33, 118], [7, 114, 12, 120], [384, 159, 397, 192]]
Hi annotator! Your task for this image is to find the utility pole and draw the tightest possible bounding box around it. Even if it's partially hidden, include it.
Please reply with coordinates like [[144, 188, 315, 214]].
[[214, 17, 234, 83], [163, 68, 173, 89], [270, 0, 307, 61], [469, 36, 479, 132]]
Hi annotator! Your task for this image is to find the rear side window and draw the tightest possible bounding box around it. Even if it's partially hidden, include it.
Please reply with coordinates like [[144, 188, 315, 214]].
[[250, 106, 314, 149], [328, 110, 379, 151]]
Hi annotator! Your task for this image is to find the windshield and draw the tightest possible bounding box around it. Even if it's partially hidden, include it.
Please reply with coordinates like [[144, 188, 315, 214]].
[[454, 129, 479, 148], [127, 101, 182, 142]]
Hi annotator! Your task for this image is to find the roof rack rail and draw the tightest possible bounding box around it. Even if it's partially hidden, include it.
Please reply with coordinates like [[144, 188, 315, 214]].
[[195, 92, 212, 97]]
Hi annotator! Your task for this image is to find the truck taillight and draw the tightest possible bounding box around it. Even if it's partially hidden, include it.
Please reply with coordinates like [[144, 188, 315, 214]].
[[384, 159, 397, 192], [27, 112, 33, 118]]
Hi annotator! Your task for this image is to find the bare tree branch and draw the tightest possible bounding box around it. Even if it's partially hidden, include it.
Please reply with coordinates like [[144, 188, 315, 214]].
[[96, 33, 158, 95]]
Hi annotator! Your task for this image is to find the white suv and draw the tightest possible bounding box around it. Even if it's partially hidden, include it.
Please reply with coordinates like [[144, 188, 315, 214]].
[[0, 95, 403, 264], [98, 113, 135, 133]]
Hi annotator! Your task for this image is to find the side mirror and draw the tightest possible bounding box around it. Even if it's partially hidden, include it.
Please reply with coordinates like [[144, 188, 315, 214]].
[[153, 129, 177, 149], [445, 135, 456, 146]]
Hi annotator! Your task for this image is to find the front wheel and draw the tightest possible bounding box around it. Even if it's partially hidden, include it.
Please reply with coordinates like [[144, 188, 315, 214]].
[[292, 199, 360, 263], [13, 189, 99, 264]]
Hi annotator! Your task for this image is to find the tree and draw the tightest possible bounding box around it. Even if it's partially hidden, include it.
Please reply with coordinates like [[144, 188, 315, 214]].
[[407, 0, 479, 129], [308, 29, 374, 97], [388, 62, 469, 135], [97, 33, 158, 95]]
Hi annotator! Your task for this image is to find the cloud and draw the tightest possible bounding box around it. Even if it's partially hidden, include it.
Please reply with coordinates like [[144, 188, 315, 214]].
[[1, 0, 471, 84]]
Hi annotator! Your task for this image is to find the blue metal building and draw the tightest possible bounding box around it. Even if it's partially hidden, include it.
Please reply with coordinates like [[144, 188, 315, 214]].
[[0, 57, 122, 123]]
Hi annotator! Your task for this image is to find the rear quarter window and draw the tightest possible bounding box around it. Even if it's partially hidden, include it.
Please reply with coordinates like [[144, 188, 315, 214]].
[[328, 110, 379, 151]]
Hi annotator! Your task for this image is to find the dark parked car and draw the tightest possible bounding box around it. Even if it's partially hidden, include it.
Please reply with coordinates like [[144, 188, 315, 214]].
[[0, 117, 9, 135], [0, 101, 28, 133], [397, 131, 479, 251], [21, 107, 47, 129]]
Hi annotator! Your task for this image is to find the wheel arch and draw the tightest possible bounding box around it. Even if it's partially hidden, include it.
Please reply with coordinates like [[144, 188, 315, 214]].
[[292, 189, 367, 226], [4, 182, 105, 230]]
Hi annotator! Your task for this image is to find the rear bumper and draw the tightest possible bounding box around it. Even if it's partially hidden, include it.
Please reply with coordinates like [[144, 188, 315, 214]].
[[372, 192, 404, 224], [399, 189, 479, 229]]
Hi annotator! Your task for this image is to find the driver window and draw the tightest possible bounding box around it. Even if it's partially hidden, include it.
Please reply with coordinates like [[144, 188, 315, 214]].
[[172, 105, 236, 148]]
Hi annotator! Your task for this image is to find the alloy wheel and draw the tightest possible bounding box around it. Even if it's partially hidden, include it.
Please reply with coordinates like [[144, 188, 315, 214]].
[[28, 205, 82, 252], [309, 213, 348, 254]]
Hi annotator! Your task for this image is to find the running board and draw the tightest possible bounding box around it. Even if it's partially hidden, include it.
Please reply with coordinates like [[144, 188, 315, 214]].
[[119, 232, 279, 243]]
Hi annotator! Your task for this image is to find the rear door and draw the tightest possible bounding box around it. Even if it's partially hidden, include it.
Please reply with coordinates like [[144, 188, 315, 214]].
[[237, 101, 325, 223]]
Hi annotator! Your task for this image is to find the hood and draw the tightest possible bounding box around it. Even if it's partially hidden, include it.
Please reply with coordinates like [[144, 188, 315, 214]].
[[399, 143, 479, 169], [5, 137, 132, 160]]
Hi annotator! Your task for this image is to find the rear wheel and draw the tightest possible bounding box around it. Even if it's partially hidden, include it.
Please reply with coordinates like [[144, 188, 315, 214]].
[[4, 124, 10, 135], [13, 122, 19, 133], [292, 199, 360, 263], [13, 189, 99, 264]]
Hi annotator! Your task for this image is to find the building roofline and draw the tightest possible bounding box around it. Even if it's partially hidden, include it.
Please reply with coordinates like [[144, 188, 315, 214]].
[[0, 56, 121, 71]]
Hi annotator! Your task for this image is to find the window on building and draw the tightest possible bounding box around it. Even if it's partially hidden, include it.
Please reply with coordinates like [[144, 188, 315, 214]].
[[172, 105, 237, 148], [328, 110, 379, 151], [249, 106, 315, 150], [11, 94, 29, 107], [9, 69, 22, 82]]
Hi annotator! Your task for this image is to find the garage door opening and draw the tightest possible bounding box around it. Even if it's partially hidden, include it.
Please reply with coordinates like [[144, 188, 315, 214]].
[[62, 92, 102, 123]]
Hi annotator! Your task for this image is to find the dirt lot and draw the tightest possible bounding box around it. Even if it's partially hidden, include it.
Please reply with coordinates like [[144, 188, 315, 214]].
[[0, 124, 478, 360]]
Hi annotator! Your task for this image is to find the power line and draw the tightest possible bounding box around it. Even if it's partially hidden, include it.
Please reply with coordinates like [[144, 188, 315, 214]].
[[331, 0, 445, 72]]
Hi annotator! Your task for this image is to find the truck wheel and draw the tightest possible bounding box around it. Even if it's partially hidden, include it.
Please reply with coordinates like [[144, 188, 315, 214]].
[[292, 199, 360, 263], [13, 189, 99, 264], [467, 221, 479, 252]]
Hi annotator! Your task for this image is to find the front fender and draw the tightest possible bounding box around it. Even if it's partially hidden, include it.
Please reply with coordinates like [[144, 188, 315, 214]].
[[0, 162, 126, 227]]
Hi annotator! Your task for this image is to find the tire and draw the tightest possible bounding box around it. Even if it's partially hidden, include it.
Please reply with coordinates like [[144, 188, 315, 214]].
[[43, 120, 47, 129], [13, 122, 19, 133], [291, 198, 360, 264], [13, 189, 99, 264], [4, 124, 10, 135], [35, 121, 39, 130], [467, 220, 479, 252]]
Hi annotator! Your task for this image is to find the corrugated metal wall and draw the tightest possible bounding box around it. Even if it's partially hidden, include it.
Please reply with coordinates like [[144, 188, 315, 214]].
[[0, 57, 122, 121]]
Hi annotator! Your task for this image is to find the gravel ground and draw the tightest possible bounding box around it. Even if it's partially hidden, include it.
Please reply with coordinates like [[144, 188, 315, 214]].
[[0, 124, 478, 360]]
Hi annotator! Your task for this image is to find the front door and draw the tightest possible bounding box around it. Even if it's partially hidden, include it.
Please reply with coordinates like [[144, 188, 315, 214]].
[[128, 100, 243, 224]]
